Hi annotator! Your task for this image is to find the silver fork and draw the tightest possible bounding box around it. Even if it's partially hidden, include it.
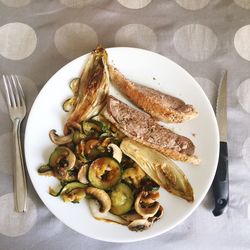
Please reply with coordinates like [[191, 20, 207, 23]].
[[3, 75, 27, 212]]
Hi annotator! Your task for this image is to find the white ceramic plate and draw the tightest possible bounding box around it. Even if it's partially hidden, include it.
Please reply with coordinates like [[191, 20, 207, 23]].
[[25, 47, 219, 243]]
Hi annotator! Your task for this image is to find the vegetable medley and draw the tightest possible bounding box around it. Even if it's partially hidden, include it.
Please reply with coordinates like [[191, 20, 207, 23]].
[[38, 78, 163, 232]]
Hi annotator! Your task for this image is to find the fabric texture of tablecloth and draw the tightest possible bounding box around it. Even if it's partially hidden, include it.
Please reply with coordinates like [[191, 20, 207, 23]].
[[0, 0, 250, 249]]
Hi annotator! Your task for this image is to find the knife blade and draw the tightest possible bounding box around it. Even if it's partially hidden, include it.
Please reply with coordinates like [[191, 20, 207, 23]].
[[212, 71, 229, 216]]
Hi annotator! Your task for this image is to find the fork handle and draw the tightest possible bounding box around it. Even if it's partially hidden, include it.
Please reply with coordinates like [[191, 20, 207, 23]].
[[13, 118, 27, 212]]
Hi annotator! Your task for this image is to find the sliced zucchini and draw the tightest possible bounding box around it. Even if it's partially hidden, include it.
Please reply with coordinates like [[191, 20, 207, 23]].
[[110, 183, 134, 215], [49, 181, 87, 197], [88, 157, 121, 190], [49, 146, 76, 170], [82, 120, 103, 136], [84, 139, 106, 160], [69, 78, 80, 94], [62, 78, 79, 113], [140, 177, 160, 191], [72, 130, 85, 144], [63, 97, 76, 112], [38, 164, 53, 176], [120, 155, 135, 170], [48, 147, 76, 180]]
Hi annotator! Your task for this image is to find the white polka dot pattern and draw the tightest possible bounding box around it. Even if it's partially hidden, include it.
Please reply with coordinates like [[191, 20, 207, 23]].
[[0, 75, 38, 114], [174, 24, 217, 61], [0, 133, 12, 175], [234, 25, 250, 61], [175, 0, 210, 10], [234, 0, 250, 10], [54, 23, 98, 59], [60, 0, 91, 8], [115, 24, 157, 51], [237, 79, 250, 113], [242, 137, 250, 165], [195, 77, 217, 107], [0, 193, 37, 237], [0, 23, 37, 60], [0, 0, 249, 245], [117, 0, 152, 9], [0, 0, 31, 7]]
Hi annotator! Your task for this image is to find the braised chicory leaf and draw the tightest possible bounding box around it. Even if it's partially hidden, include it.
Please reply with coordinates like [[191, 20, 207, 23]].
[[120, 138, 194, 202]]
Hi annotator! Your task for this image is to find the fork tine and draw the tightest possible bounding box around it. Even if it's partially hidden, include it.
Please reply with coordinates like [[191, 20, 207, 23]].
[[13, 75, 26, 108], [2, 75, 12, 108], [6, 75, 17, 108], [3, 75, 17, 108], [11, 75, 21, 107], [7, 75, 17, 107]]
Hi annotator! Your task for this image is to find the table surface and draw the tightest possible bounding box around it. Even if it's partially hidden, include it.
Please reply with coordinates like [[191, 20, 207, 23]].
[[0, 1, 250, 249]]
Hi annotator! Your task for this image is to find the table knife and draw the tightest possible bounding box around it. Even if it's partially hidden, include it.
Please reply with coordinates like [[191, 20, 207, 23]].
[[212, 71, 229, 216]]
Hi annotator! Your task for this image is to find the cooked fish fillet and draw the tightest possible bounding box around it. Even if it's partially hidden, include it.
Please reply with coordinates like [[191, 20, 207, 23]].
[[64, 46, 109, 134], [109, 65, 198, 123], [103, 96, 200, 165]]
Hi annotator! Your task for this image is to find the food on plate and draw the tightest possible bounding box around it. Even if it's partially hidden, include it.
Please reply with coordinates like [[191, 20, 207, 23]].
[[88, 157, 122, 190], [38, 46, 198, 232], [103, 95, 199, 165], [110, 183, 134, 215], [109, 64, 197, 123], [64, 46, 110, 135], [120, 138, 194, 202], [39, 112, 163, 231], [85, 187, 111, 213]]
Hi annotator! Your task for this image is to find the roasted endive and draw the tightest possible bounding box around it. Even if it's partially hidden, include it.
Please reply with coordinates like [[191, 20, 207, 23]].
[[64, 46, 110, 134], [120, 138, 194, 202]]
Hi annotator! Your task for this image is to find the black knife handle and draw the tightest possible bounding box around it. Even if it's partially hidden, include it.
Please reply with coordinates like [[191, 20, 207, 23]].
[[212, 142, 229, 216]]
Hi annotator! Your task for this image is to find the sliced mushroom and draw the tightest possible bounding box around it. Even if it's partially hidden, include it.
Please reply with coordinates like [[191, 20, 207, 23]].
[[85, 187, 111, 213], [101, 137, 111, 147], [122, 163, 146, 188], [121, 210, 143, 223], [49, 129, 73, 145], [66, 121, 82, 131], [77, 164, 89, 184], [148, 205, 164, 223], [140, 191, 160, 204], [128, 219, 152, 232], [134, 191, 160, 218], [76, 139, 85, 155], [61, 188, 86, 203], [88, 199, 128, 225], [107, 143, 122, 163]]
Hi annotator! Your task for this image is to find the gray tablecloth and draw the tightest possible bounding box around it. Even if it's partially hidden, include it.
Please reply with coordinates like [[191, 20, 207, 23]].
[[1, 1, 250, 249]]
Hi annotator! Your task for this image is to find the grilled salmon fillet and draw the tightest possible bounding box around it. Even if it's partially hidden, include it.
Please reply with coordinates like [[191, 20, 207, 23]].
[[103, 96, 200, 165], [109, 65, 198, 123]]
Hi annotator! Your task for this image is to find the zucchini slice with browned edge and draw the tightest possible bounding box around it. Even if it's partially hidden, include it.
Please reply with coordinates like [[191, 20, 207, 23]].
[[88, 157, 121, 190], [84, 139, 106, 160], [49, 181, 86, 197], [110, 183, 134, 215], [82, 120, 103, 136], [49, 146, 76, 170], [38, 164, 53, 176]]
